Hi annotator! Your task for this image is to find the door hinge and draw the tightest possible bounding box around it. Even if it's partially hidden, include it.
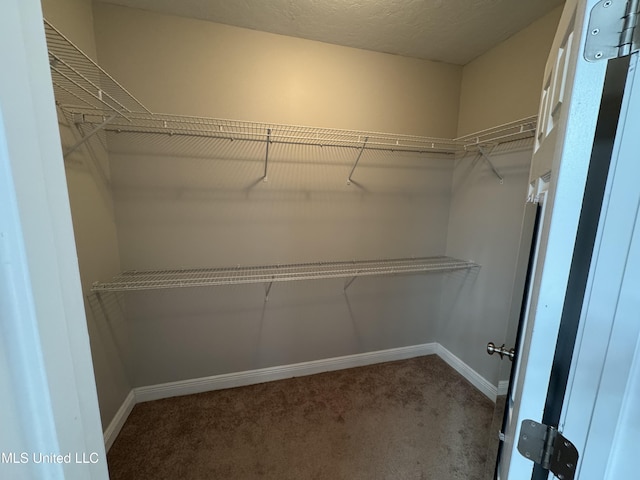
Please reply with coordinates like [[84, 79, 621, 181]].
[[517, 420, 579, 480], [585, 0, 640, 61]]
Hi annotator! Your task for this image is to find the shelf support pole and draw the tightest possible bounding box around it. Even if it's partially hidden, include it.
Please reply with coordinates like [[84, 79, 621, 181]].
[[64, 113, 117, 158], [347, 137, 369, 185], [478, 146, 504, 184], [263, 128, 271, 182]]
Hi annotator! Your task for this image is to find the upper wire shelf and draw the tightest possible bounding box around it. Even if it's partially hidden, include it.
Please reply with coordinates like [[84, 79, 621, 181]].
[[44, 19, 150, 118], [67, 108, 461, 154], [456, 116, 538, 149], [91, 256, 479, 292], [44, 17, 536, 156]]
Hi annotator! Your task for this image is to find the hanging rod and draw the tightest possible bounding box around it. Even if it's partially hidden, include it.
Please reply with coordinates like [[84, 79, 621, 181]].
[[92, 256, 479, 292]]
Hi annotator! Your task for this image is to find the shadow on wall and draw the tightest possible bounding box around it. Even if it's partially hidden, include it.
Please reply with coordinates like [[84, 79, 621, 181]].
[[89, 273, 456, 387], [107, 133, 456, 270]]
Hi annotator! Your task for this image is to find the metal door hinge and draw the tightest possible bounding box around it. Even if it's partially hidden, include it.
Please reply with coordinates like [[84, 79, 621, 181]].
[[585, 0, 640, 61], [517, 420, 579, 480]]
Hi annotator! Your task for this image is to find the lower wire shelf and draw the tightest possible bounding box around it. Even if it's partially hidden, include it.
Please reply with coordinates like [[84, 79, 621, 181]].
[[91, 256, 479, 292]]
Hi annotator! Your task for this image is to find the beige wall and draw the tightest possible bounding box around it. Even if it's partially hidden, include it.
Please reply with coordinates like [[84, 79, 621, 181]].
[[88, 3, 465, 386], [42, 0, 97, 59], [108, 135, 453, 386], [457, 6, 563, 136], [41, 0, 562, 412], [442, 141, 533, 386], [92, 3, 462, 138], [41, 0, 131, 434]]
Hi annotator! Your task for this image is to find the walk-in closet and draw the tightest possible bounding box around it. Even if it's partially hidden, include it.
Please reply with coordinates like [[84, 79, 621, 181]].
[[38, 0, 566, 478]]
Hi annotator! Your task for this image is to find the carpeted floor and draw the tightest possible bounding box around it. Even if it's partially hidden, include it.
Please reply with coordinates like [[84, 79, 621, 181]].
[[107, 355, 495, 479]]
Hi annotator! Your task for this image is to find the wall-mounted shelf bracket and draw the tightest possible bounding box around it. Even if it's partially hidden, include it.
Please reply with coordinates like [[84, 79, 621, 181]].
[[347, 137, 369, 185], [263, 128, 271, 181], [478, 146, 504, 184], [344, 276, 358, 291], [64, 113, 118, 158], [264, 281, 274, 301]]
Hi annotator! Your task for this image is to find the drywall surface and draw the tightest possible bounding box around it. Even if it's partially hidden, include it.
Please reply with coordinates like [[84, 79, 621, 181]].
[[440, 141, 532, 387], [456, 6, 563, 136], [108, 134, 455, 386], [41, 0, 131, 433], [88, 3, 466, 386], [92, 3, 462, 138]]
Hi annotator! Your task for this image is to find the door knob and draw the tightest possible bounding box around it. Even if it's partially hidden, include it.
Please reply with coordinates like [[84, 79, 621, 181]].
[[487, 342, 515, 361]]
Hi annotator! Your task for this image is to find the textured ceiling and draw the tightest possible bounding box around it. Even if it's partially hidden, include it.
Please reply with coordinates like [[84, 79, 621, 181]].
[[95, 0, 564, 65]]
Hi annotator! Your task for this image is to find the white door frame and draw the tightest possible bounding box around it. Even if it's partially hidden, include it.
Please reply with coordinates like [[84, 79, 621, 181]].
[[500, 0, 610, 476], [0, 0, 108, 479], [560, 51, 640, 479]]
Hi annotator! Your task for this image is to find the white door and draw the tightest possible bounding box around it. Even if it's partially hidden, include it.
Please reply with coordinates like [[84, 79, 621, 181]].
[[497, 0, 638, 477], [557, 49, 640, 478]]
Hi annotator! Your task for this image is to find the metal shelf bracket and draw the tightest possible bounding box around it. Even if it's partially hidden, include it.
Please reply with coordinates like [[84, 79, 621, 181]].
[[344, 276, 357, 291], [347, 137, 369, 185], [264, 281, 273, 301], [263, 128, 271, 182], [64, 113, 117, 158], [478, 146, 504, 184]]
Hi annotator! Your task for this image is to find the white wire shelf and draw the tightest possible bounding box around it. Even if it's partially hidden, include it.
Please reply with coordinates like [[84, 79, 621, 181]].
[[44, 17, 536, 156], [91, 256, 479, 292], [65, 108, 462, 154], [455, 116, 538, 149], [44, 19, 150, 117]]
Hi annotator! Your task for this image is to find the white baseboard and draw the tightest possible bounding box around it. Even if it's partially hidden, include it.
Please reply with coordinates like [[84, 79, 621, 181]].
[[105, 342, 500, 447], [435, 344, 498, 401], [104, 390, 136, 452], [497, 380, 510, 396], [134, 343, 438, 403]]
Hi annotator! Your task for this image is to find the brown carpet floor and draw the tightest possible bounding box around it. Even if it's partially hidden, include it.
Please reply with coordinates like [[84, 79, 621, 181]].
[[107, 355, 495, 480]]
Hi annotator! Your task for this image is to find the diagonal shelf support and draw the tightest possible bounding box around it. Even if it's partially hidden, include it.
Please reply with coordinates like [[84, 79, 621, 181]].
[[478, 146, 504, 184], [264, 281, 274, 301], [64, 113, 117, 158], [263, 128, 271, 182], [344, 276, 358, 291], [347, 136, 369, 185]]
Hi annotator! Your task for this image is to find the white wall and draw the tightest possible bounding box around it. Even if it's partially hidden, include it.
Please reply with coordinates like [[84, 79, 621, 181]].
[[41, 0, 131, 432], [441, 142, 533, 386], [42, 1, 559, 403], [440, 5, 562, 387], [86, 4, 466, 386], [92, 3, 463, 137], [109, 136, 453, 386], [457, 6, 563, 136]]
